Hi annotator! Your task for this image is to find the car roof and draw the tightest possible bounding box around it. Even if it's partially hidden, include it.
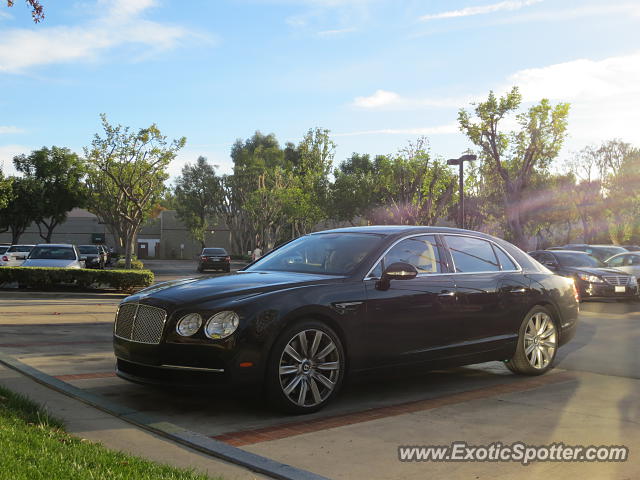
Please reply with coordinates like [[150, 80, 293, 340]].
[[34, 244, 76, 247], [313, 225, 490, 237]]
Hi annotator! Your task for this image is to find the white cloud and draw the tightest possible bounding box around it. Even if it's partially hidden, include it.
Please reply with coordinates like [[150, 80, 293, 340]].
[[352, 89, 480, 109], [419, 0, 543, 21], [317, 27, 356, 36], [0, 0, 208, 73], [352, 89, 401, 108], [0, 126, 24, 134], [335, 123, 458, 137]]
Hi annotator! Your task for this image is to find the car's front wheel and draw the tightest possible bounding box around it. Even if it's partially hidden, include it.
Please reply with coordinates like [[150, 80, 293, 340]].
[[266, 320, 345, 413], [505, 305, 558, 375]]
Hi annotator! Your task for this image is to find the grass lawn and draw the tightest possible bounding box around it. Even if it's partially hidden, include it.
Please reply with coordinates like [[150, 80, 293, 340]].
[[0, 385, 218, 480]]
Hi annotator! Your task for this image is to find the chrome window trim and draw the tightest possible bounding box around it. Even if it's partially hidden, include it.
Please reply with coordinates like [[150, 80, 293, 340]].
[[443, 233, 522, 274], [364, 232, 522, 280], [363, 233, 447, 279]]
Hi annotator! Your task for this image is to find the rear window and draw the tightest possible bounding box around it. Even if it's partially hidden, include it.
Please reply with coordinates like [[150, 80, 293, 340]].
[[28, 246, 77, 260], [203, 248, 227, 255], [8, 245, 33, 253]]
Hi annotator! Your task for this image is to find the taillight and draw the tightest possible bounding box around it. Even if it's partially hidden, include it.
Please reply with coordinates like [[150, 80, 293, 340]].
[[1, 256, 7, 262], [571, 280, 580, 303]]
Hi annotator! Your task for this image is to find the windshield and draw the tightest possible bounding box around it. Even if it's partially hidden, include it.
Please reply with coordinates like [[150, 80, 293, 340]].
[[8, 245, 33, 253], [28, 247, 77, 260], [245, 233, 383, 275], [555, 252, 605, 268], [587, 246, 627, 260], [79, 246, 99, 254], [203, 248, 227, 255]]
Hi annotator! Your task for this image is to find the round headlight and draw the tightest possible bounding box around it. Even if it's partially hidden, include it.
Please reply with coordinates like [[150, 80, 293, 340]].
[[176, 313, 202, 336], [204, 311, 239, 339]]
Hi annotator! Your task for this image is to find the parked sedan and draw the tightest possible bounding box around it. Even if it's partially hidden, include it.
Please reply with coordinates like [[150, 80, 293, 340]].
[[550, 244, 628, 262], [114, 226, 579, 413], [528, 250, 638, 300], [0, 244, 35, 266], [197, 248, 231, 273], [604, 252, 640, 280], [78, 245, 106, 269], [22, 244, 84, 269]]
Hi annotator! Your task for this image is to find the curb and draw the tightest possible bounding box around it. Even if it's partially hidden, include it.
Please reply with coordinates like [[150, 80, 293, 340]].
[[0, 290, 128, 300], [0, 353, 330, 480]]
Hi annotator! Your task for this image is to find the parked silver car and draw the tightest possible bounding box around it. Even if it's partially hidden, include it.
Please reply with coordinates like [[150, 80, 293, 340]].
[[21, 244, 85, 269], [605, 253, 640, 281], [0, 244, 35, 266]]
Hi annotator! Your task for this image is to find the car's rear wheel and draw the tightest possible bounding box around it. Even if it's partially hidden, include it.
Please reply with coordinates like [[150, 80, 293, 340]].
[[266, 320, 345, 414], [505, 305, 558, 375]]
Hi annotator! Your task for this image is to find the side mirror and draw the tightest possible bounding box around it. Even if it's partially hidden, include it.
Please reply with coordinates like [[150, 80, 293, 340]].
[[376, 262, 418, 290]]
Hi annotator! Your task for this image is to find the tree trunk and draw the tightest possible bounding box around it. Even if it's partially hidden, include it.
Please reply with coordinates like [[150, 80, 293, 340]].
[[504, 187, 528, 250]]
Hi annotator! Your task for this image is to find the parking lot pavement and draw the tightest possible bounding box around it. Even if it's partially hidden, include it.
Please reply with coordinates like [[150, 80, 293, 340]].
[[0, 295, 638, 479], [144, 259, 248, 283]]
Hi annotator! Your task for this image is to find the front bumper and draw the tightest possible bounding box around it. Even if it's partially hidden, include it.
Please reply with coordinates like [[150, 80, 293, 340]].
[[578, 281, 639, 300], [113, 336, 264, 388]]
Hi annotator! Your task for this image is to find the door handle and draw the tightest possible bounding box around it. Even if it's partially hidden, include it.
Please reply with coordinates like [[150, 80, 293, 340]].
[[438, 291, 456, 297]]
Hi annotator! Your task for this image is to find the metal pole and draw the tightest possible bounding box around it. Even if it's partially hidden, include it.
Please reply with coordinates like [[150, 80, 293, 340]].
[[459, 161, 464, 229]]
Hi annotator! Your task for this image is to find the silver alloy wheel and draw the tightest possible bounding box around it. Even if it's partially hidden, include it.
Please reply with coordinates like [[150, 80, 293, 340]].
[[524, 311, 557, 369], [278, 329, 341, 408]]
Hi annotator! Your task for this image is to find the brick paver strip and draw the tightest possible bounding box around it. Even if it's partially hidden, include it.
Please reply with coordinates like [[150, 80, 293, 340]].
[[214, 372, 576, 446], [55, 372, 117, 381], [0, 340, 110, 348]]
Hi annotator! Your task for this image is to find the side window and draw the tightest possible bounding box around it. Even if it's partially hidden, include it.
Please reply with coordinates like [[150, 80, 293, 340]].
[[368, 262, 383, 278], [381, 235, 446, 274], [630, 256, 640, 266], [445, 236, 500, 273], [494, 245, 518, 270]]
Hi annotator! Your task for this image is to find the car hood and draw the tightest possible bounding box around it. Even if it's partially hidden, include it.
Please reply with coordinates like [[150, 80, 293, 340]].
[[129, 270, 346, 306], [22, 259, 80, 268], [562, 266, 630, 276]]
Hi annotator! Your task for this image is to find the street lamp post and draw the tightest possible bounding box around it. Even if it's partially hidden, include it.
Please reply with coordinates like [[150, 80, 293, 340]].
[[447, 154, 477, 229]]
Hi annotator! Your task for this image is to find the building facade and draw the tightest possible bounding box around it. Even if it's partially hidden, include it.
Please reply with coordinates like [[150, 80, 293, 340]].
[[0, 209, 232, 260]]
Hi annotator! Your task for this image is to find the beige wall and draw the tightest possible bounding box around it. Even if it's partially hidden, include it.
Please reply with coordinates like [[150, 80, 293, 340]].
[[0, 209, 232, 259]]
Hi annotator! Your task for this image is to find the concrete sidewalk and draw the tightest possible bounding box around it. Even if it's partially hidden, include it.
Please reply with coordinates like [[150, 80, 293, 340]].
[[0, 364, 265, 480]]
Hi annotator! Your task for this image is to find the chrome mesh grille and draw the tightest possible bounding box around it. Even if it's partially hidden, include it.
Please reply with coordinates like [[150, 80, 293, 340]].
[[114, 303, 167, 344], [602, 275, 631, 286]]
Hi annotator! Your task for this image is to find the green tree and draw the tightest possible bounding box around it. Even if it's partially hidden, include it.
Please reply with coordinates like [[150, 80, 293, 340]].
[[372, 138, 456, 225], [458, 87, 570, 249], [13, 146, 86, 243], [85, 114, 185, 268], [0, 177, 38, 243], [174, 156, 222, 249], [330, 153, 378, 224], [0, 171, 12, 211]]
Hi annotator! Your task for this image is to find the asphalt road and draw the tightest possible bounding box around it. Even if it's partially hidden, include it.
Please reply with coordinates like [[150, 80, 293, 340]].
[[0, 262, 638, 479]]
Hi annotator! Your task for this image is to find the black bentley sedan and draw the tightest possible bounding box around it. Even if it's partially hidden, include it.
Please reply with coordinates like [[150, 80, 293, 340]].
[[114, 227, 579, 413], [528, 250, 638, 300]]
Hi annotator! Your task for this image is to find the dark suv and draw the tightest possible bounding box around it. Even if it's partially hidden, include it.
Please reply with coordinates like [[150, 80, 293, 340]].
[[197, 247, 231, 273]]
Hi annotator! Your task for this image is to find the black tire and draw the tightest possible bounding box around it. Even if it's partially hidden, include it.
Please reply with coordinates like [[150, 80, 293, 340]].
[[266, 320, 345, 414], [505, 305, 558, 375]]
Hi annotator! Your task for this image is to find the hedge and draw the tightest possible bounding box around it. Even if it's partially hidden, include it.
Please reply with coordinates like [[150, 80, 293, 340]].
[[115, 258, 144, 269], [0, 267, 154, 293]]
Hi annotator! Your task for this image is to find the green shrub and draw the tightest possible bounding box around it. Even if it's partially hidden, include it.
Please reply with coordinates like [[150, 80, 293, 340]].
[[0, 267, 154, 292], [230, 254, 251, 261], [116, 258, 144, 269]]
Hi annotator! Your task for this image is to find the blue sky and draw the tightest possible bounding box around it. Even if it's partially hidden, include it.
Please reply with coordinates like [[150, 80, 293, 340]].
[[1, 0, 639, 179]]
